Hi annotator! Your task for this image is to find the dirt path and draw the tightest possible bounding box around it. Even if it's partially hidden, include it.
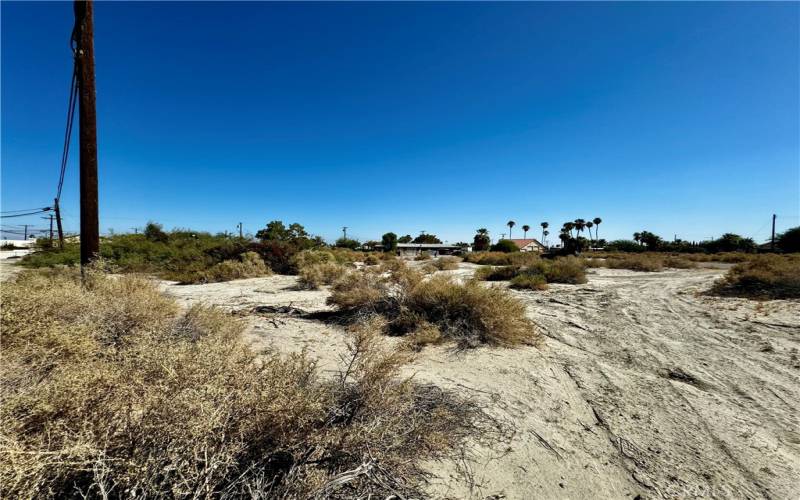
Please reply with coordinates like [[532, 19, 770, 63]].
[[162, 267, 800, 499]]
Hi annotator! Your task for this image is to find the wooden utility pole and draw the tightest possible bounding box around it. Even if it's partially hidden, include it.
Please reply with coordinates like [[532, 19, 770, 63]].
[[23, 225, 28, 240], [771, 213, 777, 251], [74, 0, 100, 265], [54, 198, 65, 248], [49, 215, 54, 243], [342, 226, 348, 239], [238, 222, 243, 239]]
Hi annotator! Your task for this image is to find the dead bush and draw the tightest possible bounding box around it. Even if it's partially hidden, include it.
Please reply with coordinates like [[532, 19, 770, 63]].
[[328, 269, 538, 348], [432, 256, 461, 271], [363, 253, 380, 265], [297, 261, 349, 289], [414, 251, 432, 261], [474, 257, 587, 285], [711, 254, 800, 299], [463, 252, 541, 266], [474, 265, 520, 281], [0, 269, 489, 499], [663, 255, 696, 269], [605, 254, 664, 272]]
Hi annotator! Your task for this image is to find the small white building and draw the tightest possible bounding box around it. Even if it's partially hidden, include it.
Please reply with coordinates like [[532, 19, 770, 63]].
[[396, 243, 468, 257]]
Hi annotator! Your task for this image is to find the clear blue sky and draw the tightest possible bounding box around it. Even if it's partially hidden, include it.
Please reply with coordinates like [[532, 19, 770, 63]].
[[2, 1, 798, 243]]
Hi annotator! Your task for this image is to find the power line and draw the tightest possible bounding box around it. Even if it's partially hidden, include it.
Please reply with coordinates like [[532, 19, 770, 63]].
[[56, 51, 79, 203], [0, 209, 52, 219]]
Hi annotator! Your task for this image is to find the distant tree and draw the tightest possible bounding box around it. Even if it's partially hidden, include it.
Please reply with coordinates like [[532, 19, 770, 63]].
[[633, 232, 642, 245], [777, 226, 800, 253], [639, 231, 662, 249], [398, 234, 413, 243], [507, 221, 516, 239], [256, 221, 289, 241], [412, 234, 442, 244], [381, 232, 398, 252], [563, 222, 575, 238], [491, 239, 518, 253], [540, 222, 549, 243], [335, 237, 360, 249], [473, 229, 490, 252], [592, 217, 602, 244], [704, 233, 756, 253], [144, 222, 169, 243], [585, 221, 594, 245], [522, 224, 530, 239], [543, 230, 549, 245], [574, 219, 586, 238]]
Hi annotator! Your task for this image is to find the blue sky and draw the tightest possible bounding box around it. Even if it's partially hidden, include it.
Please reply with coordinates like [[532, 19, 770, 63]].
[[2, 1, 798, 244]]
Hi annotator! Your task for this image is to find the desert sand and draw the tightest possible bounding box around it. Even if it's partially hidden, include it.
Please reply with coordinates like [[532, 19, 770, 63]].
[[162, 265, 800, 499]]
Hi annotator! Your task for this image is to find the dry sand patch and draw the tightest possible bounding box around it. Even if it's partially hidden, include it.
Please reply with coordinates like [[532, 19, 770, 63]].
[[160, 266, 800, 499]]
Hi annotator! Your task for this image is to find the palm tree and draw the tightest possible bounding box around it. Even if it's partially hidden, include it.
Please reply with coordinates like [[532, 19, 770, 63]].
[[574, 219, 586, 238], [522, 224, 530, 239], [593, 218, 602, 244], [586, 221, 594, 246], [562, 222, 575, 238], [543, 230, 549, 246], [633, 232, 642, 245], [540, 222, 549, 243], [507, 220, 515, 239], [477, 228, 489, 236]]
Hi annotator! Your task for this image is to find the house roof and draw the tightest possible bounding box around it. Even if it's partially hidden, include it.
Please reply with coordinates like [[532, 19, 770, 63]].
[[508, 239, 544, 248]]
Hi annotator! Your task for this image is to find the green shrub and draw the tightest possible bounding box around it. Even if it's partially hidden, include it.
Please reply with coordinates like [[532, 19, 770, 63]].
[[173, 251, 272, 284], [777, 227, 800, 253], [490, 239, 518, 253], [605, 254, 664, 272], [711, 255, 800, 299], [0, 269, 485, 498]]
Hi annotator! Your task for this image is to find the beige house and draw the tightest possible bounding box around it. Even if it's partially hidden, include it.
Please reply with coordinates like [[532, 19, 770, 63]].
[[508, 238, 546, 253]]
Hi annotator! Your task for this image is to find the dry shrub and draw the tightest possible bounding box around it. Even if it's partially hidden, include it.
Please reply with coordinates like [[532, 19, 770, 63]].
[[474, 265, 520, 281], [173, 251, 271, 284], [420, 263, 439, 274], [474, 257, 587, 285], [414, 251, 432, 261], [605, 254, 664, 272], [432, 256, 461, 271], [0, 269, 488, 498], [463, 252, 541, 266], [297, 261, 349, 290], [541, 256, 588, 284], [510, 274, 548, 291], [328, 269, 538, 348], [663, 255, 696, 269], [291, 248, 336, 269], [711, 254, 800, 299], [363, 253, 380, 265]]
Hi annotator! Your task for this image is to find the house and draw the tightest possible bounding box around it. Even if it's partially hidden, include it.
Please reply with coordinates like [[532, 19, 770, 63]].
[[396, 243, 468, 257], [508, 238, 546, 253]]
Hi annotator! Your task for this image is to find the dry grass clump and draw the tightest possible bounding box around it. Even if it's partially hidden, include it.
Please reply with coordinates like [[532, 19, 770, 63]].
[[174, 251, 271, 283], [328, 268, 538, 348], [1, 269, 488, 498], [475, 265, 520, 281], [363, 253, 381, 265], [414, 251, 432, 261], [297, 261, 349, 290], [711, 254, 800, 299], [605, 254, 664, 272], [509, 274, 548, 291], [662, 255, 697, 269], [463, 252, 541, 266], [474, 257, 587, 286], [431, 256, 461, 271]]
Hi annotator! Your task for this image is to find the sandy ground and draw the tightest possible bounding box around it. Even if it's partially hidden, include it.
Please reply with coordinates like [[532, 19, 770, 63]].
[[158, 266, 798, 499]]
